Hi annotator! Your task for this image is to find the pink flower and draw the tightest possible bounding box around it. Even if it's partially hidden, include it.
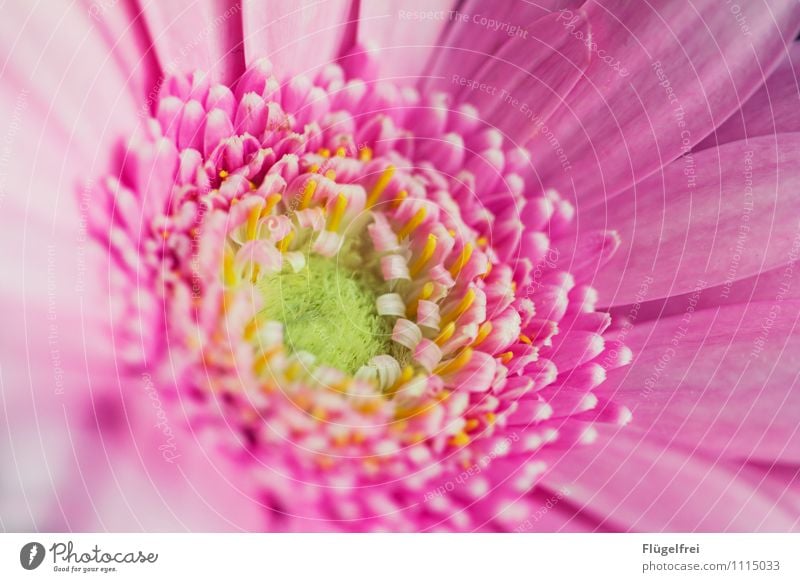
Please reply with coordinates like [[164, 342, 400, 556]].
[[1, 0, 798, 532]]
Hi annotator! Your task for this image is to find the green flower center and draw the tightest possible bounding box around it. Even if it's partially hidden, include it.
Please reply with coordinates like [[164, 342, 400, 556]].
[[258, 254, 396, 374]]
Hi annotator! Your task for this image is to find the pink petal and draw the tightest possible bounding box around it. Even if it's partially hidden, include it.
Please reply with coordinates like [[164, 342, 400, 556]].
[[525, 0, 800, 203], [583, 135, 800, 306], [241, 0, 353, 78], [598, 301, 800, 464], [697, 43, 800, 150], [425, 1, 576, 93], [480, 308, 521, 354], [235, 240, 283, 274], [414, 338, 443, 372], [81, 0, 161, 103], [540, 428, 800, 531], [0, 2, 142, 162], [606, 262, 800, 324], [540, 331, 605, 373], [431, 11, 591, 144], [204, 108, 236, 156], [342, 0, 456, 84], [447, 350, 497, 393], [368, 212, 400, 252], [734, 461, 800, 516], [138, 0, 245, 84]]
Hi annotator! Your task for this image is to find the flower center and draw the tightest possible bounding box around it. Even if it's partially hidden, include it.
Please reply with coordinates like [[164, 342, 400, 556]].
[[258, 254, 396, 374]]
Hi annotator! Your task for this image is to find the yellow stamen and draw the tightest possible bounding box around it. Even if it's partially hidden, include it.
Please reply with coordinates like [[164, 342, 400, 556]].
[[277, 230, 295, 253], [481, 261, 493, 279], [473, 321, 493, 347], [519, 334, 532, 345], [500, 351, 514, 364], [409, 234, 437, 277], [293, 394, 312, 410], [223, 250, 237, 286], [243, 318, 260, 341], [434, 347, 473, 376], [434, 322, 456, 346], [389, 420, 409, 434], [400, 365, 415, 382], [391, 189, 408, 208], [395, 403, 428, 421], [250, 264, 261, 283], [309, 163, 320, 173], [285, 360, 303, 381], [449, 243, 474, 278], [440, 288, 476, 327], [465, 418, 480, 432], [485, 412, 496, 425], [406, 281, 435, 319], [366, 165, 395, 208], [319, 147, 331, 158], [324, 169, 336, 180], [335, 146, 347, 157], [298, 179, 317, 209], [218, 169, 229, 179], [358, 399, 383, 415], [449, 431, 470, 447], [436, 390, 452, 402], [419, 281, 435, 301], [245, 202, 264, 240], [476, 236, 488, 248], [253, 346, 281, 375], [396, 207, 427, 240], [326, 193, 348, 232], [359, 146, 373, 161], [387, 365, 415, 395], [261, 193, 282, 217]]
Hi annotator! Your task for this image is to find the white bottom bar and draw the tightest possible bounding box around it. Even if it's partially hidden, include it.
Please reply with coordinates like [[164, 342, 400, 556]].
[[0, 533, 796, 581]]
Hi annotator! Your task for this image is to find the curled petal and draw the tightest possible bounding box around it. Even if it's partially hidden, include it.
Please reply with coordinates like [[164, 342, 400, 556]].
[[312, 230, 343, 257], [414, 339, 443, 373], [376, 293, 406, 317], [416, 300, 440, 329], [368, 212, 400, 252], [392, 318, 422, 350], [234, 240, 282, 275], [381, 254, 410, 281], [355, 355, 402, 390]]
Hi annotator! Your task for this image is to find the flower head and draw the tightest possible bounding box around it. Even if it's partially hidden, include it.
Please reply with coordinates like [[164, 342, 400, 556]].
[[92, 57, 630, 530], [4, 0, 800, 533]]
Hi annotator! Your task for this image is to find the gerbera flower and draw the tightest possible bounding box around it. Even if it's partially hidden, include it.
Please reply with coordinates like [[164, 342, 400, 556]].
[[1, 0, 798, 532]]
